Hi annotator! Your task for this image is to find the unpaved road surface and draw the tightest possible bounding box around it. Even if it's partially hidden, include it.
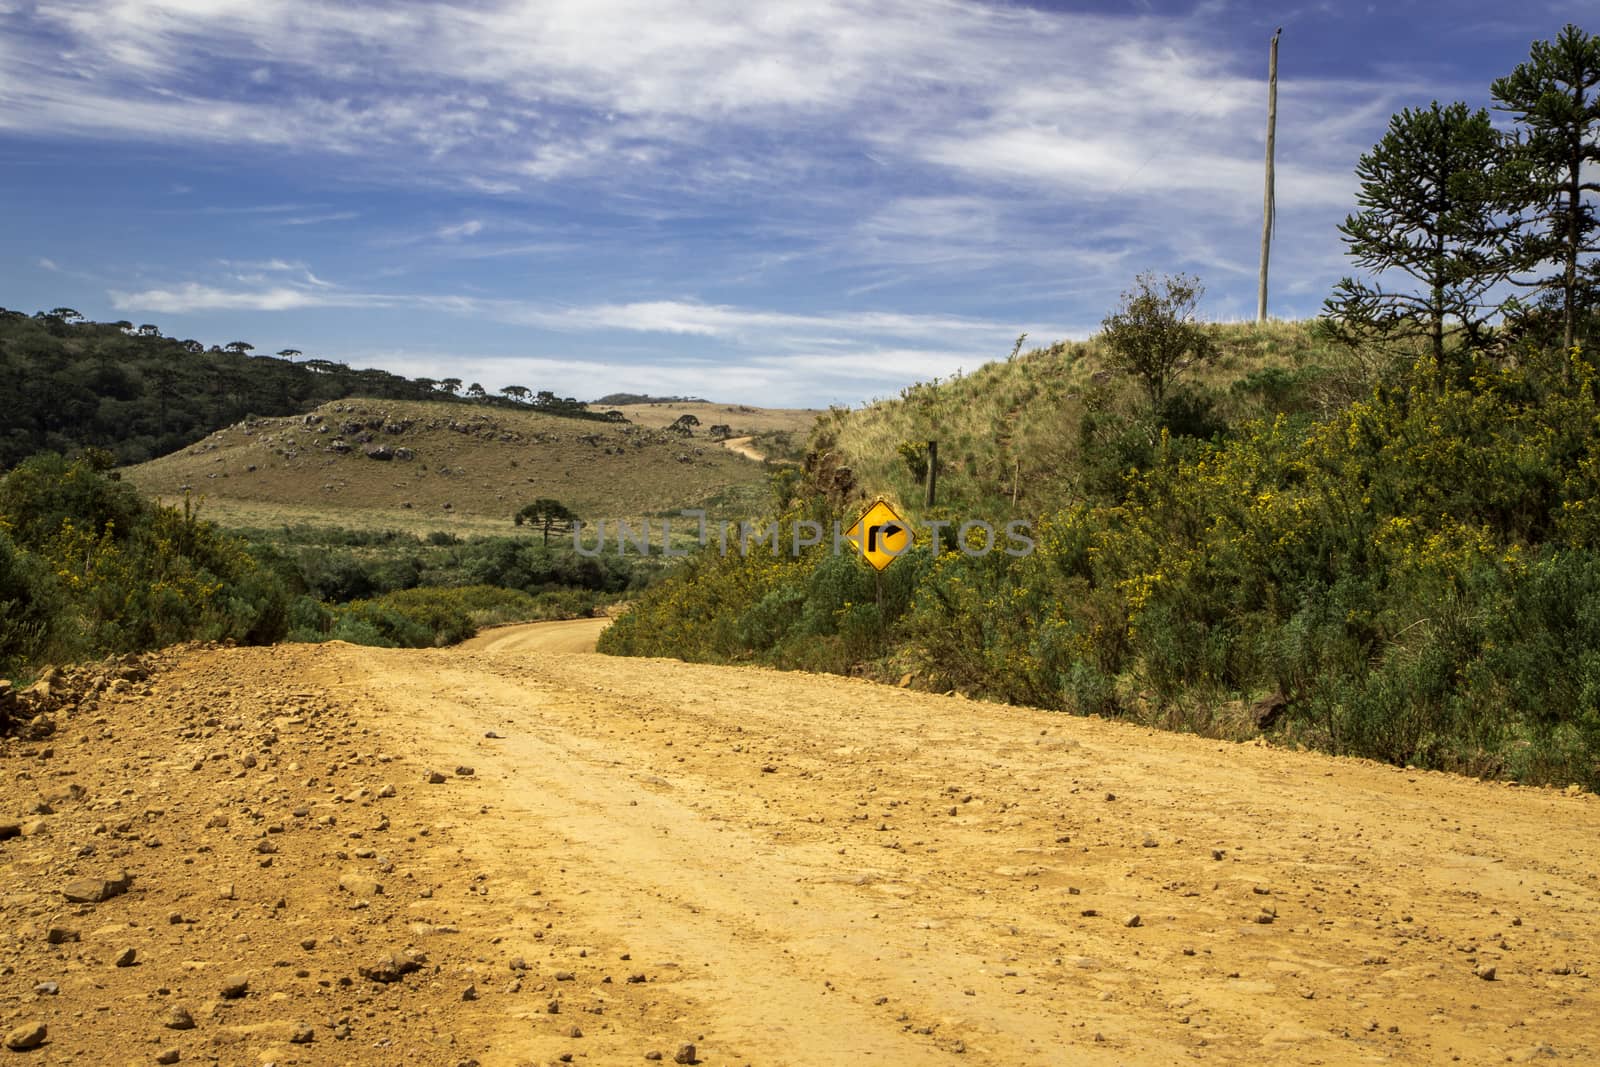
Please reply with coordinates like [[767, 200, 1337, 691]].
[[2, 634, 1598, 1065], [719, 437, 765, 463], [459, 618, 609, 655]]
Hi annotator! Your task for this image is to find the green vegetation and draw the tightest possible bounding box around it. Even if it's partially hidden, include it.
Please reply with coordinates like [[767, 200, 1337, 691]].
[[603, 24, 1600, 790], [1100, 272, 1216, 409], [238, 520, 657, 649], [0, 459, 660, 680], [285, 585, 602, 648], [0, 310, 617, 472], [514, 499, 580, 544], [0, 453, 291, 678]]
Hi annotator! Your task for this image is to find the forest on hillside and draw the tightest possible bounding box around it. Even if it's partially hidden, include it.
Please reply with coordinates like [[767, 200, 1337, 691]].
[[0, 309, 613, 470]]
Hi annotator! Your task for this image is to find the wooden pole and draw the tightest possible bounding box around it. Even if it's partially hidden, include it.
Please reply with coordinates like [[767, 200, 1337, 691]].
[[1257, 28, 1280, 324], [924, 440, 938, 508]]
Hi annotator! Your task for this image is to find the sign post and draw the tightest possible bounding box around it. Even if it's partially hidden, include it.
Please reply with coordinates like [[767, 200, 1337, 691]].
[[846, 499, 909, 638], [845, 499, 911, 573]]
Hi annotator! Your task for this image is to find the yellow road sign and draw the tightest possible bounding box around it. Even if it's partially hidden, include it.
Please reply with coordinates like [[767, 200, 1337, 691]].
[[847, 499, 911, 571]]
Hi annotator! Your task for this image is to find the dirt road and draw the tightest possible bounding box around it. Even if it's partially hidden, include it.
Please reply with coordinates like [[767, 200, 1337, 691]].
[[3, 633, 1598, 1065], [458, 617, 610, 655], [719, 436, 765, 463]]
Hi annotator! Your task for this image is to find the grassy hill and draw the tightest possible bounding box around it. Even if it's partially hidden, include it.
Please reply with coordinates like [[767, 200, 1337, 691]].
[[812, 319, 1350, 522], [602, 316, 1600, 790], [125, 397, 789, 533]]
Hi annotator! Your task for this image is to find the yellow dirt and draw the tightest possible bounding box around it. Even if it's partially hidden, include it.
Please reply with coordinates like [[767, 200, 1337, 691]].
[[3, 629, 1598, 1065], [459, 618, 610, 655], [717, 437, 766, 464]]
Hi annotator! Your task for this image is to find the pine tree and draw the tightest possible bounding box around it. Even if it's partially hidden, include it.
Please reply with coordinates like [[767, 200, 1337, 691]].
[[1324, 101, 1524, 368], [1492, 24, 1600, 352]]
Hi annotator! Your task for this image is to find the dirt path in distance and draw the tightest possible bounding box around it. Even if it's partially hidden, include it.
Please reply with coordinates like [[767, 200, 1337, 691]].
[[458, 617, 610, 655], [719, 437, 765, 463]]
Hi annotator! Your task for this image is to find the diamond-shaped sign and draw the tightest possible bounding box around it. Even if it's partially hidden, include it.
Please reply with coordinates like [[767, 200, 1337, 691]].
[[846, 499, 912, 571]]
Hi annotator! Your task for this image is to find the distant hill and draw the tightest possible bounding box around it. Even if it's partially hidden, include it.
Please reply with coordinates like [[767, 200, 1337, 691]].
[[592, 393, 708, 405], [597, 400, 820, 435], [125, 397, 777, 529], [0, 308, 607, 471]]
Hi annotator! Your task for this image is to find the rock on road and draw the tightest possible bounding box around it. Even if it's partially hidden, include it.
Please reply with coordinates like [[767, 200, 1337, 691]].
[[1, 626, 1597, 1065]]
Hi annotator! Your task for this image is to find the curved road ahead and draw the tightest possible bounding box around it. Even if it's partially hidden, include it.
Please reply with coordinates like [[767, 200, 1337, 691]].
[[458, 616, 610, 654]]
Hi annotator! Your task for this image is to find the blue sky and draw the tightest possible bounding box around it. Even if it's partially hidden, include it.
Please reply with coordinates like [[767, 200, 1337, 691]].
[[0, 0, 1584, 406]]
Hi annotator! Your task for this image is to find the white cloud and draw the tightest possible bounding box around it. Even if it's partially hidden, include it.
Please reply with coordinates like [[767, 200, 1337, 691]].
[[504, 300, 1032, 343], [338, 345, 988, 408], [277, 211, 359, 226], [218, 257, 305, 272], [38, 257, 59, 271], [107, 280, 1048, 347], [436, 219, 484, 239], [109, 283, 353, 313], [1, 0, 1375, 217]]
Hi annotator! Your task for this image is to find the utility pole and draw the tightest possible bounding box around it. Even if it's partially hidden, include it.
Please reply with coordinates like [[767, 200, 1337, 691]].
[[1257, 27, 1280, 324]]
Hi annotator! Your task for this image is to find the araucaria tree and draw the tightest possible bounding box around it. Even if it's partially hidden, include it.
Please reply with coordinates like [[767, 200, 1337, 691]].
[[514, 498, 579, 545], [1324, 101, 1523, 368], [1100, 272, 1214, 409], [1493, 24, 1600, 352]]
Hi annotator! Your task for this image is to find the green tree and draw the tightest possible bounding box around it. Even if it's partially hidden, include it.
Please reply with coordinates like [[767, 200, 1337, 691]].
[[224, 341, 254, 354], [1099, 272, 1214, 409], [1324, 101, 1522, 368], [1493, 24, 1600, 352], [514, 498, 579, 545]]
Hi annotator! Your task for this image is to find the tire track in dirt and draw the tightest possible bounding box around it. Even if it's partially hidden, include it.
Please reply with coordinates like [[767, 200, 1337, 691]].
[[7, 634, 1598, 1065], [322, 639, 1600, 1065]]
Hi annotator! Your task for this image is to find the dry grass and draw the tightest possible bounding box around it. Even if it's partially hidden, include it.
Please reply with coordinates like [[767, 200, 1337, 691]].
[[817, 318, 1346, 520], [594, 401, 822, 435], [125, 397, 788, 531]]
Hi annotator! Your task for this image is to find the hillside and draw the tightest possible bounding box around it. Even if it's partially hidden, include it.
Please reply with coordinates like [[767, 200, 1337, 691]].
[[599, 400, 820, 435], [604, 317, 1600, 791], [0, 309, 460, 470], [125, 398, 776, 531], [811, 319, 1347, 522]]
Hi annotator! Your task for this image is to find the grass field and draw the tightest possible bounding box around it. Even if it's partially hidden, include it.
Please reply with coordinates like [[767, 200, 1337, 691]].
[[817, 319, 1360, 520], [125, 397, 801, 532]]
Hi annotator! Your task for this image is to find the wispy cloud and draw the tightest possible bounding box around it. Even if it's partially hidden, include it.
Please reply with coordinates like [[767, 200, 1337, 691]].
[[107, 279, 1047, 346], [437, 219, 484, 239], [277, 211, 359, 227], [6, 0, 1500, 404], [1, 0, 1375, 218]]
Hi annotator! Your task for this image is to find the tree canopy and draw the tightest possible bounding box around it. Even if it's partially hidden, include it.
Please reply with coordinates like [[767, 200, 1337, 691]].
[[1099, 272, 1215, 409], [1493, 23, 1600, 351], [514, 499, 580, 545]]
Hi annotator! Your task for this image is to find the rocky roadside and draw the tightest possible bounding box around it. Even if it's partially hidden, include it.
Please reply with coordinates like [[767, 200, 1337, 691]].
[[0, 645, 707, 1066]]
